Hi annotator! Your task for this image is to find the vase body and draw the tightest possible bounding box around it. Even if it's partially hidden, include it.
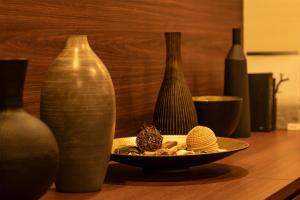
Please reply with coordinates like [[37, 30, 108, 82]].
[[153, 32, 198, 135], [0, 59, 59, 200], [41, 35, 116, 192], [224, 29, 251, 137]]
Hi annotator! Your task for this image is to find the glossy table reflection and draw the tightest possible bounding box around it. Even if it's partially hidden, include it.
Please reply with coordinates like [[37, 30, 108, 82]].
[[41, 131, 300, 200]]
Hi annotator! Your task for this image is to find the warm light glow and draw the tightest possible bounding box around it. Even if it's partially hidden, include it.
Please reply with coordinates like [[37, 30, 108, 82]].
[[73, 47, 79, 70], [89, 67, 97, 77], [244, 0, 300, 51], [244, 0, 300, 129], [97, 62, 107, 76]]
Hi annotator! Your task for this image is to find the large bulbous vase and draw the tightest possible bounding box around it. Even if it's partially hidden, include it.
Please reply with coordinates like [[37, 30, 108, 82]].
[[41, 35, 116, 192], [0, 59, 59, 200]]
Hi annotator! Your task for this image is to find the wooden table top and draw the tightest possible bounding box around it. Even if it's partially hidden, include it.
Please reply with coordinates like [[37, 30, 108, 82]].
[[41, 131, 300, 200]]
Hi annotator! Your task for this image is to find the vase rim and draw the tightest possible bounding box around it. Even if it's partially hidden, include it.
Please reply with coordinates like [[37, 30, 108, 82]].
[[66, 35, 90, 47], [0, 58, 27, 61], [165, 32, 181, 35], [193, 96, 243, 102], [68, 35, 88, 38]]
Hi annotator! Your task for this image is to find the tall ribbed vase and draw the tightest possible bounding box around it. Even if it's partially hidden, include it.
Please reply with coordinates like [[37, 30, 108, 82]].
[[153, 32, 198, 135], [0, 59, 59, 200], [41, 35, 116, 192], [224, 28, 251, 137]]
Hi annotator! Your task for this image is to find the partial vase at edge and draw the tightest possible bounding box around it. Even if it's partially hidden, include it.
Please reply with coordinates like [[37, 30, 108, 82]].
[[153, 32, 198, 135], [40, 35, 116, 192], [224, 28, 251, 138], [0, 59, 59, 200]]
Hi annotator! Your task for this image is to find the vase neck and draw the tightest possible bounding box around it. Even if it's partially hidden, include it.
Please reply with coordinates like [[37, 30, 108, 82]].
[[65, 35, 91, 50], [0, 59, 27, 110], [165, 32, 183, 78], [232, 28, 241, 45]]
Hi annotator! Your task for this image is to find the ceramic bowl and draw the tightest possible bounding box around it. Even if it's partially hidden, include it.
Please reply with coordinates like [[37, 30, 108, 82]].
[[193, 96, 242, 137]]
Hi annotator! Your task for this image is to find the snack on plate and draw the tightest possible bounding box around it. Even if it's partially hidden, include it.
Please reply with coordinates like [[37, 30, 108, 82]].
[[186, 126, 219, 153], [113, 125, 220, 156], [114, 146, 142, 155], [168, 144, 187, 155], [161, 141, 178, 149], [176, 149, 195, 156], [136, 124, 163, 152], [155, 148, 170, 156]]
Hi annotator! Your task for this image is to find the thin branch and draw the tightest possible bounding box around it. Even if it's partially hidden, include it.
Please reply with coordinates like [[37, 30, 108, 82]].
[[275, 73, 289, 94]]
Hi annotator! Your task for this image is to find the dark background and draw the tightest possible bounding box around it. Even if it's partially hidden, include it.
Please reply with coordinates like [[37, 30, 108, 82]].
[[0, 0, 242, 137]]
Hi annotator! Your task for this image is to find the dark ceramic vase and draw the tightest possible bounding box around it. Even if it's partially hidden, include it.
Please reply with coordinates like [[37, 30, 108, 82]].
[[0, 59, 59, 200], [153, 32, 198, 135], [224, 28, 251, 137], [41, 35, 116, 193]]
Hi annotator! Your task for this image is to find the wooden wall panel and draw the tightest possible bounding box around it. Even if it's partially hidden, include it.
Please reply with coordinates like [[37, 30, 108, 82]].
[[0, 0, 242, 137]]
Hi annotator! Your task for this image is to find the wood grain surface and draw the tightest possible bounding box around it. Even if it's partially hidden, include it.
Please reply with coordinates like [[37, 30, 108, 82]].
[[41, 131, 300, 200], [0, 0, 242, 137]]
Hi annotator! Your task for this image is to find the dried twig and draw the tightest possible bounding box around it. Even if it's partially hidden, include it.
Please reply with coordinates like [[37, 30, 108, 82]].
[[275, 73, 289, 94]]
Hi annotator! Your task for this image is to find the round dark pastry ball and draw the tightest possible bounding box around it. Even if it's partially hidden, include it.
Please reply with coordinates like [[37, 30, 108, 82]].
[[136, 124, 163, 152]]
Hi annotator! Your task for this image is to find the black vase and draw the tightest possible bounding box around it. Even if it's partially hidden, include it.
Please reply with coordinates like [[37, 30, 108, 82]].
[[153, 32, 198, 135], [224, 29, 251, 137], [0, 59, 59, 200]]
